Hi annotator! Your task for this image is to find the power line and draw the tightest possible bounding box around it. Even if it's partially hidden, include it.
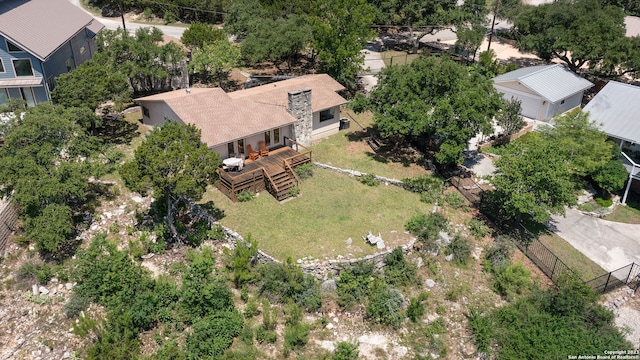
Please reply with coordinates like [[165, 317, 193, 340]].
[[144, 0, 228, 15]]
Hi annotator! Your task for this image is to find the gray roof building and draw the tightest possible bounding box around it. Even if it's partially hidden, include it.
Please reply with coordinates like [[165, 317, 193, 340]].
[[493, 64, 593, 103], [583, 81, 640, 145], [0, 0, 103, 61]]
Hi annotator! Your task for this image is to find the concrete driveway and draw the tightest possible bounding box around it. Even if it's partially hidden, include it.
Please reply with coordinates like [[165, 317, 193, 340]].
[[548, 208, 640, 272]]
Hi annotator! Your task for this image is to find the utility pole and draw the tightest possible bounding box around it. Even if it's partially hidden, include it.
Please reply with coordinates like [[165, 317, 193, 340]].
[[487, 0, 500, 52], [118, 1, 126, 31]]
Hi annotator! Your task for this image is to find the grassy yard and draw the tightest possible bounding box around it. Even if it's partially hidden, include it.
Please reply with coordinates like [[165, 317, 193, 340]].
[[312, 110, 430, 180], [202, 168, 429, 261], [380, 51, 422, 67], [526, 227, 608, 281], [605, 200, 640, 224]]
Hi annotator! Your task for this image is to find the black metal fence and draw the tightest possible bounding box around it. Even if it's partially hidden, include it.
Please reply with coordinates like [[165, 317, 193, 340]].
[[585, 263, 640, 294], [445, 171, 638, 294]]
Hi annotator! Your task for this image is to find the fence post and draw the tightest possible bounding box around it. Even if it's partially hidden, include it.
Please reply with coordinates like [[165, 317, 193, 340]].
[[603, 272, 612, 293], [551, 257, 559, 281], [625, 265, 633, 284]]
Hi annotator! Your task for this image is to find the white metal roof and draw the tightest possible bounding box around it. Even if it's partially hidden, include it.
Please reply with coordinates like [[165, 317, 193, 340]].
[[493, 64, 594, 103], [583, 81, 640, 144]]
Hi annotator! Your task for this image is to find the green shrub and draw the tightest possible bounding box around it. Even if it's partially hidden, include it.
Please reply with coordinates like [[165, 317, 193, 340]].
[[466, 308, 493, 353], [287, 187, 300, 197], [185, 219, 210, 247], [256, 262, 322, 311], [592, 159, 628, 192], [358, 173, 380, 186], [283, 322, 310, 357], [483, 235, 514, 273], [109, 221, 120, 234], [336, 262, 375, 309], [468, 218, 491, 239], [406, 212, 448, 249], [446, 234, 471, 266], [237, 190, 254, 202], [492, 263, 532, 300], [208, 225, 226, 240], [407, 292, 430, 323], [17, 261, 52, 285], [383, 248, 417, 287], [333, 341, 359, 360], [403, 175, 444, 203], [255, 327, 277, 344], [240, 325, 254, 345], [186, 311, 243, 358], [365, 281, 405, 328], [443, 191, 468, 210], [230, 237, 258, 288], [64, 293, 90, 319], [595, 195, 613, 208], [294, 163, 314, 179], [445, 282, 470, 301], [86, 311, 141, 359]]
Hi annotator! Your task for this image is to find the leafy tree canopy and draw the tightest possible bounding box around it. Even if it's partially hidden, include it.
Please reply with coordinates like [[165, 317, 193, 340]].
[[51, 54, 131, 130], [180, 22, 227, 49], [120, 121, 220, 241], [189, 39, 241, 89], [514, 0, 640, 77], [361, 56, 504, 165]]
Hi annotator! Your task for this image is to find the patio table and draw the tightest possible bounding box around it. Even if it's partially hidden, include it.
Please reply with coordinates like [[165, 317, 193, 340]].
[[222, 157, 244, 171]]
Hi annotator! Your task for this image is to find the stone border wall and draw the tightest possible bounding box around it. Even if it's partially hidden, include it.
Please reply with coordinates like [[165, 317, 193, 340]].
[[206, 164, 416, 279], [0, 198, 18, 256]]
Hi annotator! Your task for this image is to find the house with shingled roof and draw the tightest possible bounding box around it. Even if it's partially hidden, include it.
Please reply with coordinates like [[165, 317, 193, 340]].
[[136, 74, 348, 159], [0, 0, 104, 107], [493, 64, 594, 120]]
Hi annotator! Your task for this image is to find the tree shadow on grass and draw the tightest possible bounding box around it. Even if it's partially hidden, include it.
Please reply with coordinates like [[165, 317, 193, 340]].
[[95, 114, 140, 145]]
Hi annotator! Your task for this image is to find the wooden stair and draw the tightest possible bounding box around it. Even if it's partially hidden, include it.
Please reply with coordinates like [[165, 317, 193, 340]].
[[267, 169, 297, 201]]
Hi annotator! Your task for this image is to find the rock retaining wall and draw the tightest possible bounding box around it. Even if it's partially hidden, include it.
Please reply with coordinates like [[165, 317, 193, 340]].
[[314, 163, 405, 188], [0, 197, 18, 256]]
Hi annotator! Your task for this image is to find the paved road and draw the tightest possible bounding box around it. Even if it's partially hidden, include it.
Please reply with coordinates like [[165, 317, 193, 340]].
[[67, 0, 186, 38], [549, 208, 640, 272]]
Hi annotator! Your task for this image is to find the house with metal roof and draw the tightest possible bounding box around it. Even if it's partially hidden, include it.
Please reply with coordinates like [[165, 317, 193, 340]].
[[493, 64, 594, 120], [0, 0, 104, 107], [136, 74, 348, 159]]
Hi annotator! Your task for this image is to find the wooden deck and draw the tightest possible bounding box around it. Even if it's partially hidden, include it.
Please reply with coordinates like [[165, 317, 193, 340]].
[[215, 143, 312, 202]]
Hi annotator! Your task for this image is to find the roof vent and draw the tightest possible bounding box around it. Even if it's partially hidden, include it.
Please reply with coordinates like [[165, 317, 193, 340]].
[[185, 87, 191, 94]]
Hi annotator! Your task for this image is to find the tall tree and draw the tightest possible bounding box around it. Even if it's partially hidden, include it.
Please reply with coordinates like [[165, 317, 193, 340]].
[[120, 122, 221, 241], [491, 133, 578, 223], [514, 0, 640, 76], [0, 104, 98, 257], [310, 0, 376, 90], [51, 54, 132, 116], [361, 56, 504, 165], [189, 40, 241, 89], [181, 22, 227, 49]]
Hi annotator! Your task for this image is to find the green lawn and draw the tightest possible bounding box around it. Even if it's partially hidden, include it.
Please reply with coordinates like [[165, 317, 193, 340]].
[[380, 51, 422, 67], [312, 111, 430, 180], [605, 201, 640, 224], [202, 168, 429, 261], [535, 231, 607, 281]]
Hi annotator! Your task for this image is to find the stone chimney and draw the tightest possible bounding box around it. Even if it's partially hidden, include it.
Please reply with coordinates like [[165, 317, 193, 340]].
[[288, 88, 312, 147]]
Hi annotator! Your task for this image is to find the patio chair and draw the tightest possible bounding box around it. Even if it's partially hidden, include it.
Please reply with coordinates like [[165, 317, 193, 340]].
[[246, 144, 259, 160], [258, 140, 269, 156]]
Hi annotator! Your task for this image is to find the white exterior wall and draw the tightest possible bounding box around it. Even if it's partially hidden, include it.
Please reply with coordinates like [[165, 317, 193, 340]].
[[546, 92, 583, 119], [495, 82, 547, 120], [211, 125, 292, 159], [139, 101, 183, 127], [311, 105, 341, 141]]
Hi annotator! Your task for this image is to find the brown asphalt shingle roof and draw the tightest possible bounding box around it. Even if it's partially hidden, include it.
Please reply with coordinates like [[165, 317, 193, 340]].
[[0, 0, 104, 60], [136, 74, 347, 147]]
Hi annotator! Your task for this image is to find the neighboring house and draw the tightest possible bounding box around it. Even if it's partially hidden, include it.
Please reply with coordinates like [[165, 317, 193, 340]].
[[625, 16, 640, 38], [493, 64, 594, 120], [583, 81, 640, 152], [0, 0, 104, 107], [583, 80, 640, 204], [136, 74, 348, 159]]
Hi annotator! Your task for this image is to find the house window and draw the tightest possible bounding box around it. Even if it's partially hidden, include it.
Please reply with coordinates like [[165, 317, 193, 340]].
[[320, 108, 334, 122], [273, 128, 280, 144], [0, 59, 4, 73], [237, 139, 244, 155], [6, 40, 21, 52], [0, 88, 8, 106], [65, 58, 73, 72], [142, 106, 150, 118], [79, 45, 87, 55], [19, 87, 36, 107], [264, 131, 271, 146], [560, 99, 565, 104], [12, 59, 34, 76], [227, 142, 234, 157]]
